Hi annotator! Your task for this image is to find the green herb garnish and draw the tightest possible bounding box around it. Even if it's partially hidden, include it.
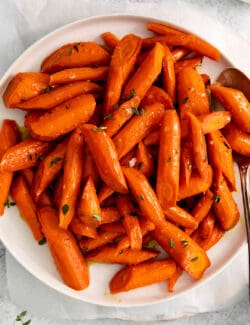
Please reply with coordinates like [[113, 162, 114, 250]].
[[170, 239, 175, 248], [140, 107, 145, 116], [181, 240, 189, 247], [92, 126, 107, 132], [67, 47, 73, 55], [182, 96, 189, 104], [62, 204, 69, 215], [50, 157, 62, 167], [138, 195, 144, 201], [213, 195, 221, 203], [191, 256, 198, 262], [167, 156, 172, 163], [38, 237, 47, 245], [104, 113, 115, 120], [113, 103, 119, 110], [41, 85, 53, 94], [92, 214, 102, 221], [4, 199, 16, 208], [132, 107, 139, 115]]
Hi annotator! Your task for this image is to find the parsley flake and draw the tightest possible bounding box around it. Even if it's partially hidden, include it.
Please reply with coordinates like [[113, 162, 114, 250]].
[[181, 240, 189, 247], [138, 195, 144, 201], [67, 47, 73, 55], [92, 214, 102, 221], [213, 195, 221, 203], [41, 85, 53, 94], [140, 107, 145, 116], [104, 113, 115, 120], [38, 237, 47, 245], [167, 156, 172, 163], [16, 311, 27, 321], [50, 157, 62, 167], [170, 239, 175, 248], [191, 256, 199, 262], [92, 126, 107, 132], [62, 204, 69, 215], [182, 97, 189, 104], [132, 107, 139, 115], [113, 103, 119, 110], [4, 199, 16, 208], [130, 89, 136, 96]]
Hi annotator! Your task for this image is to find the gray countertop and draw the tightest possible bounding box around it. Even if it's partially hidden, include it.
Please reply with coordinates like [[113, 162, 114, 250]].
[[0, 0, 250, 324]]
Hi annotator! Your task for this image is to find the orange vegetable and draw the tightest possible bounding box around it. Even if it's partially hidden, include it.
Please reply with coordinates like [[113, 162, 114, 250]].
[[199, 212, 215, 239], [201, 73, 210, 86], [59, 128, 84, 229], [141, 85, 174, 109], [98, 184, 115, 204], [174, 56, 202, 74], [197, 111, 231, 135], [222, 122, 250, 156], [70, 217, 97, 238], [179, 140, 193, 188], [135, 141, 154, 178], [29, 94, 96, 141], [196, 223, 225, 251], [110, 259, 176, 294], [164, 206, 198, 229], [82, 147, 99, 186], [41, 42, 110, 73], [38, 206, 89, 290], [53, 175, 63, 209], [171, 47, 189, 62], [100, 221, 125, 233], [101, 32, 120, 50], [168, 266, 183, 293], [156, 110, 181, 208], [162, 45, 176, 102], [143, 129, 160, 146]]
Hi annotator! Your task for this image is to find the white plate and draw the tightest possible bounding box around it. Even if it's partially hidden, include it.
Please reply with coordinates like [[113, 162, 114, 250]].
[[0, 13, 249, 307]]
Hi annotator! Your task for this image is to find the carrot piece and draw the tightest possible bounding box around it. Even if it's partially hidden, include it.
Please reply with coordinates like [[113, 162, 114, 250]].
[[201, 73, 210, 86], [24, 111, 43, 131], [197, 111, 231, 135], [141, 85, 174, 109], [0, 138, 52, 172], [207, 130, 236, 191], [17, 81, 101, 110], [178, 165, 213, 201], [174, 56, 202, 74], [199, 212, 215, 239], [179, 140, 193, 188], [98, 184, 115, 204], [29, 94, 96, 141], [0, 172, 15, 216], [53, 175, 63, 209], [81, 124, 127, 193], [212, 171, 240, 230], [59, 128, 84, 229], [2, 72, 50, 108], [20, 168, 34, 186], [110, 259, 176, 294], [101, 32, 120, 50], [49, 66, 108, 85], [70, 217, 97, 238], [38, 206, 89, 290], [79, 229, 125, 253], [168, 266, 183, 292], [100, 207, 121, 224], [143, 129, 160, 146], [122, 42, 164, 100], [156, 110, 181, 208], [82, 147, 99, 187], [177, 67, 209, 118], [41, 42, 110, 73], [116, 195, 142, 251], [37, 189, 55, 208], [100, 221, 125, 233], [86, 245, 158, 265], [171, 48, 190, 63], [77, 176, 101, 228], [191, 189, 214, 225], [10, 176, 43, 241], [32, 138, 68, 201], [187, 112, 209, 178], [103, 34, 142, 115], [147, 21, 185, 36], [209, 85, 250, 133], [198, 223, 225, 251], [120, 148, 137, 167], [164, 206, 198, 229], [113, 103, 165, 159], [162, 45, 176, 102], [135, 141, 154, 178], [222, 122, 250, 156], [89, 103, 102, 126]]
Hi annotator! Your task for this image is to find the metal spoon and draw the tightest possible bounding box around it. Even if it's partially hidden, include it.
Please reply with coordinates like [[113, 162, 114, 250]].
[[216, 68, 250, 299]]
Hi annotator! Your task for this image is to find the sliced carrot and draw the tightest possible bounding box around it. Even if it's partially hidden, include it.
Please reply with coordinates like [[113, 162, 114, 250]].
[[141, 85, 174, 109], [20, 168, 34, 186], [147, 21, 185, 36], [199, 212, 215, 239], [53, 174, 63, 209], [168, 266, 183, 293], [82, 147, 99, 187], [162, 45, 176, 102], [197, 111, 231, 135], [190, 189, 214, 229], [179, 140, 193, 188], [100, 221, 125, 233], [222, 122, 250, 156], [174, 56, 202, 74], [110, 259, 176, 294], [164, 206, 198, 229], [70, 217, 97, 238], [100, 207, 121, 224], [201, 73, 210, 85], [59, 128, 84, 229], [143, 129, 160, 146], [198, 223, 225, 251], [101, 32, 120, 50], [38, 206, 89, 290], [98, 184, 115, 204], [29, 94, 96, 141], [135, 141, 154, 178], [41, 42, 110, 73], [171, 47, 189, 62], [10, 176, 43, 241], [156, 110, 181, 208]]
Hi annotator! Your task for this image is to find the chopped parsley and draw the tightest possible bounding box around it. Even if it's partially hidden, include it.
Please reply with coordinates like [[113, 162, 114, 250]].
[[50, 157, 62, 167], [67, 47, 73, 55], [138, 195, 144, 201], [166, 156, 172, 163], [181, 240, 189, 247], [41, 85, 53, 94], [132, 107, 139, 115], [182, 96, 189, 104], [38, 237, 47, 245], [4, 199, 16, 208], [191, 256, 199, 262], [104, 113, 115, 120], [170, 239, 175, 248], [213, 195, 221, 203], [113, 103, 119, 110], [140, 107, 145, 116], [15, 310, 31, 324], [92, 126, 107, 132], [92, 214, 102, 221], [62, 204, 69, 215]]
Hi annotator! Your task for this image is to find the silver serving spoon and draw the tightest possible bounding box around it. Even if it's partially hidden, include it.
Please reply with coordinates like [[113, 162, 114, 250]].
[[216, 68, 250, 300]]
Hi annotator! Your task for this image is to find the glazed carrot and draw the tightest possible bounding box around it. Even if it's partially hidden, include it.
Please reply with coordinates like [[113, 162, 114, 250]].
[[24, 111, 43, 130], [156, 110, 181, 208], [10, 176, 43, 241], [41, 42, 110, 73], [209, 85, 250, 132], [177, 67, 209, 118], [86, 245, 158, 265], [3, 72, 50, 108], [89, 103, 102, 126], [135, 141, 154, 178], [116, 195, 142, 250], [199, 212, 215, 239], [171, 47, 189, 62], [110, 259, 176, 294], [82, 147, 99, 186], [197, 223, 225, 251], [100, 221, 125, 233], [113, 103, 165, 159], [98, 184, 115, 204], [29, 94, 96, 141], [164, 206, 198, 229], [201, 73, 210, 86], [53, 175, 63, 209], [207, 130, 236, 191], [168, 266, 183, 293], [120, 148, 137, 167], [174, 56, 202, 74], [179, 140, 193, 188], [20, 168, 34, 186], [196, 111, 231, 135], [147, 21, 185, 36], [187, 112, 208, 178], [212, 171, 240, 230], [70, 217, 97, 238], [100, 207, 121, 224], [59, 128, 84, 229], [37, 189, 55, 208], [122, 42, 164, 101], [0, 138, 52, 172], [79, 229, 125, 253], [81, 124, 128, 193], [77, 176, 101, 228], [103, 34, 142, 115], [32, 138, 68, 201], [222, 122, 250, 156], [191, 190, 214, 225], [38, 206, 89, 290], [143, 130, 160, 146], [178, 165, 213, 201], [101, 32, 120, 50], [17, 81, 101, 110], [162, 45, 176, 102], [49, 66, 108, 85], [141, 85, 174, 109]]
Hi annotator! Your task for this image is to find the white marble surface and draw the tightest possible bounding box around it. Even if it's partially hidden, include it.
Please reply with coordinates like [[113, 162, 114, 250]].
[[0, 0, 250, 324]]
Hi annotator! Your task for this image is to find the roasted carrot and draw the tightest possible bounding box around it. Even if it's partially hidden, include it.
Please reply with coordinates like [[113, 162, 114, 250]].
[[82, 147, 99, 186], [24, 111, 43, 131], [81, 124, 128, 193], [201, 73, 210, 86], [209, 85, 250, 133], [156, 110, 181, 208], [29, 94, 96, 141], [191, 189, 214, 226], [59, 128, 84, 229], [179, 140, 193, 188], [199, 212, 215, 239], [77, 176, 101, 228], [101, 32, 120, 50], [143, 129, 160, 146], [37, 189, 55, 208], [168, 266, 183, 293], [20, 168, 34, 186], [53, 174, 63, 209], [135, 141, 154, 178], [174, 56, 202, 74], [103, 34, 142, 115], [162, 45, 176, 102], [164, 206, 198, 229], [222, 122, 250, 156], [98, 184, 115, 204], [38, 206, 89, 290], [10, 176, 43, 241], [197, 223, 225, 251], [212, 171, 240, 230], [70, 217, 97, 238], [110, 259, 176, 294], [3, 72, 50, 108], [100, 207, 121, 224], [0, 138, 52, 172], [141, 85, 174, 109], [100, 221, 125, 233], [171, 47, 189, 62], [41, 42, 110, 73]]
